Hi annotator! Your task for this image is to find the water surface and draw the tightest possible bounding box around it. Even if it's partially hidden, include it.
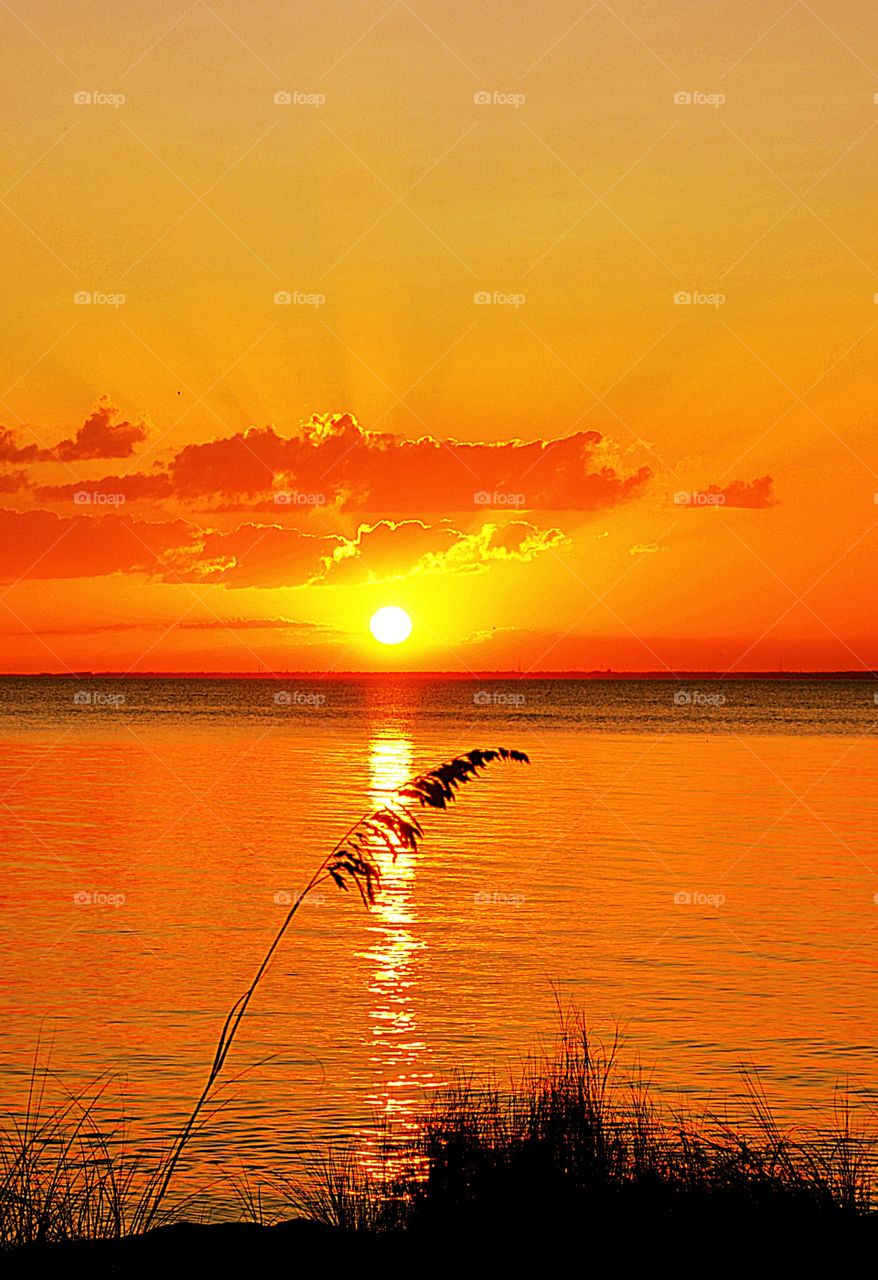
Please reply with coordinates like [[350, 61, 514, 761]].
[[1, 676, 876, 1213]]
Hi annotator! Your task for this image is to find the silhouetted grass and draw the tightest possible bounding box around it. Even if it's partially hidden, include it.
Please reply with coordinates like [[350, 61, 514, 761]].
[[3, 1016, 876, 1256], [5, 738, 875, 1252], [291, 1014, 877, 1238], [0, 1059, 142, 1249], [1, 748, 529, 1248]]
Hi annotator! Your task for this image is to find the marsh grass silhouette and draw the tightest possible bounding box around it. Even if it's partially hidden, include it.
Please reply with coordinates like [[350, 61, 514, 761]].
[[5, 744, 877, 1254], [2, 747, 528, 1247], [290, 1012, 877, 1238], [140, 747, 529, 1229]]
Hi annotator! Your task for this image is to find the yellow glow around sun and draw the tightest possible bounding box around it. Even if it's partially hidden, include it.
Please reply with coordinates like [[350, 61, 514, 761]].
[[370, 606, 413, 646]]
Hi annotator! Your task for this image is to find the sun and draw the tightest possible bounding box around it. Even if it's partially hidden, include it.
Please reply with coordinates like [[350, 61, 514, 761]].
[[369, 606, 413, 646]]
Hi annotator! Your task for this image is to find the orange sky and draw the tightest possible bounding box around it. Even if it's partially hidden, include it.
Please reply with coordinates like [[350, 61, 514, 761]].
[[0, 0, 876, 673]]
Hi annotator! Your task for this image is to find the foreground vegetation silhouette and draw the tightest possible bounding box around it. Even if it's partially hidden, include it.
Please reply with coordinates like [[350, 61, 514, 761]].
[[4, 1014, 876, 1271], [295, 1012, 876, 1236], [1, 748, 529, 1247], [4, 743, 876, 1267]]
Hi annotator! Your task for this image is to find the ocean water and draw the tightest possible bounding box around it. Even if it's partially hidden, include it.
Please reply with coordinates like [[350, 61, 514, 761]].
[[1, 676, 876, 1214]]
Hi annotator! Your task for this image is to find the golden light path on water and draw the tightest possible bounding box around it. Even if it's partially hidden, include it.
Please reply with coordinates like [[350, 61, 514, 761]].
[[355, 731, 442, 1180]]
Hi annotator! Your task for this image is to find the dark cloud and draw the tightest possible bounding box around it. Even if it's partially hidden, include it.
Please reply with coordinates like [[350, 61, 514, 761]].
[[0, 469, 29, 493], [167, 414, 651, 512], [0, 397, 149, 467], [678, 476, 776, 509], [712, 476, 775, 508], [35, 473, 172, 502], [0, 505, 565, 591], [41, 412, 650, 515]]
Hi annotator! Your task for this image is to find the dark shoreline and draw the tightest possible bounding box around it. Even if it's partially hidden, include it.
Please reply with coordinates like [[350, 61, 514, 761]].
[[6, 1212, 877, 1277]]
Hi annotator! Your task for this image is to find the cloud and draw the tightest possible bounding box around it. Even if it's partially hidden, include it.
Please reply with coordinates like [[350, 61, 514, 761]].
[[0, 431, 40, 464], [43, 411, 650, 515], [35, 473, 172, 502], [423, 521, 568, 576], [177, 616, 333, 632], [712, 476, 775, 508], [681, 476, 775, 509], [51, 397, 149, 461], [0, 469, 29, 493], [323, 518, 567, 584], [0, 505, 567, 592], [164, 522, 340, 587], [0, 616, 335, 637], [0, 507, 192, 584], [173, 414, 651, 512], [324, 519, 460, 584], [0, 397, 149, 467], [0, 507, 343, 589]]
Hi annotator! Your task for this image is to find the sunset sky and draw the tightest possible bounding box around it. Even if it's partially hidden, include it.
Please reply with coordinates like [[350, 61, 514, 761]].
[[1, 0, 876, 673]]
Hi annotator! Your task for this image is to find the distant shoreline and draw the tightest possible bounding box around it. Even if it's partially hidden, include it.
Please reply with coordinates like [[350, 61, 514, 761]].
[[2, 670, 877, 681]]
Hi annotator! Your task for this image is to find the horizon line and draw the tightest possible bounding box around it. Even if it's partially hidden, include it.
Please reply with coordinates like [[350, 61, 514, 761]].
[[2, 669, 877, 681]]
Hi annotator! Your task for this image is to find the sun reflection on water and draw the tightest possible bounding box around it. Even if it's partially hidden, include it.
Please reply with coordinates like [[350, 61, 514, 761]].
[[356, 732, 441, 1181]]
